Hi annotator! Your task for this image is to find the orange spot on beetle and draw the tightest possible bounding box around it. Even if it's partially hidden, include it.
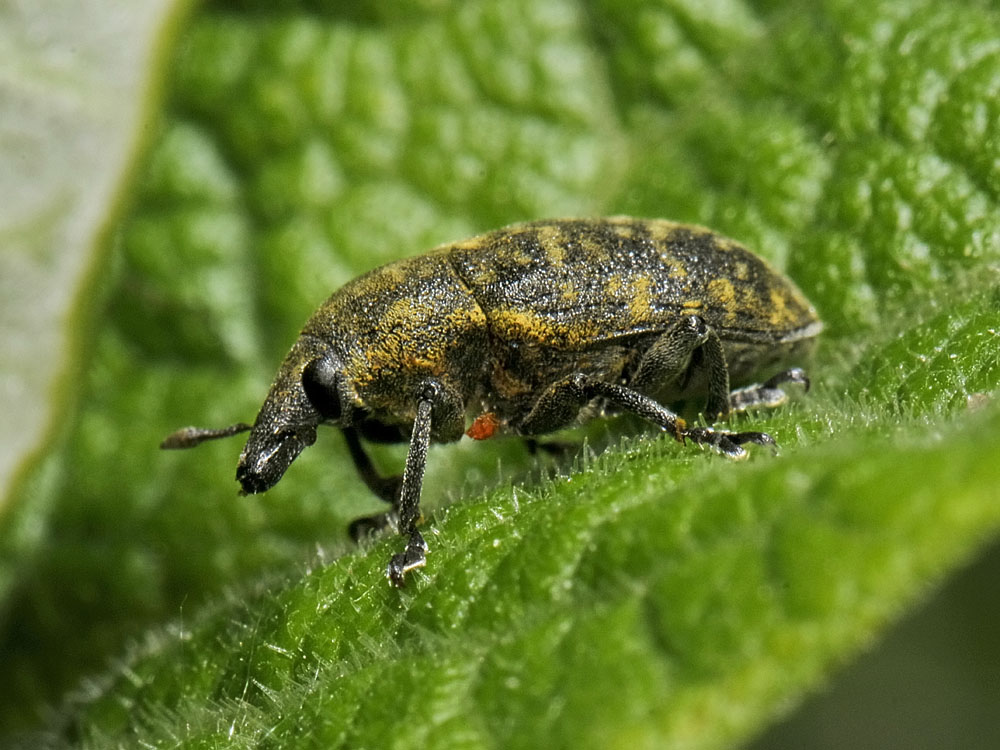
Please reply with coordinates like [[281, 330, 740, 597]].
[[466, 412, 500, 440]]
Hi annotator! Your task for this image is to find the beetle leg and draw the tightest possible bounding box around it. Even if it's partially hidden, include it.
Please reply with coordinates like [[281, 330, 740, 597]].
[[341, 427, 404, 502], [341, 427, 406, 541], [386, 379, 464, 587], [631, 315, 731, 419], [587, 379, 776, 458], [518, 373, 677, 436], [387, 529, 429, 588], [520, 375, 773, 459], [681, 425, 776, 458], [633, 320, 809, 418], [516, 373, 599, 435], [728, 367, 810, 412], [386, 395, 433, 586]]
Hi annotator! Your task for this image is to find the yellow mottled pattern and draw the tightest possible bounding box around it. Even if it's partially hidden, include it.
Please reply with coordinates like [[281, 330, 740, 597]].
[[628, 275, 654, 326], [311, 250, 488, 399], [446, 238, 483, 252], [535, 223, 567, 265], [316, 217, 819, 405], [608, 220, 636, 241], [490, 360, 534, 400], [490, 308, 602, 349], [364, 304, 486, 381], [768, 288, 800, 329], [713, 235, 742, 253], [706, 277, 738, 324], [646, 219, 685, 245], [665, 258, 688, 278]]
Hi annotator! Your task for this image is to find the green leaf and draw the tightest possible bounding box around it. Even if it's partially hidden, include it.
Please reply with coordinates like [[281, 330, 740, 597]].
[[70, 402, 1000, 749], [0, 0, 170, 496], [0, 0, 189, 724], [2, 0, 999, 746]]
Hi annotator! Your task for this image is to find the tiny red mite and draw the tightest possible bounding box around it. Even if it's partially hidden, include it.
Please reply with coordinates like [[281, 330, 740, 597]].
[[162, 217, 822, 586], [466, 412, 500, 440]]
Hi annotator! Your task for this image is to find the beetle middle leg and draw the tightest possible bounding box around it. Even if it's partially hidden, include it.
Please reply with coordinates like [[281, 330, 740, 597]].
[[518, 374, 773, 459]]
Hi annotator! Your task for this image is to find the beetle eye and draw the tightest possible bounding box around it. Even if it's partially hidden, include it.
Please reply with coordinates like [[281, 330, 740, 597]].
[[302, 358, 342, 421]]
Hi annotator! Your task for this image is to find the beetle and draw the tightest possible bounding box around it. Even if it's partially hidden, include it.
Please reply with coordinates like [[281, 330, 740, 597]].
[[162, 217, 822, 586]]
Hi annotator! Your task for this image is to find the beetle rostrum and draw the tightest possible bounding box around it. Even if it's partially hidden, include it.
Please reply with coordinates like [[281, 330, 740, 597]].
[[161, 217, 822, 586]]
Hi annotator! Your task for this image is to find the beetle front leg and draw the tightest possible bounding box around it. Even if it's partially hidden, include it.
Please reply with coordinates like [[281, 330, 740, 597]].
[[343, 427, 404, 541], [386, 397, 432, 586], [342, 427, 403, 503], [386, 379, 464, 587]]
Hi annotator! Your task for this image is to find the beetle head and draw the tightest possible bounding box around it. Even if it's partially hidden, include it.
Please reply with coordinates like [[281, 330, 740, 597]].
[[236, 351, 350, 494]]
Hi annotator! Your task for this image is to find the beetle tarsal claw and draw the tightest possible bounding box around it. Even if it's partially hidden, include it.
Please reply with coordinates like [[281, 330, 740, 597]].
[[387, 530, 428, 587], [348, 511, 397, 541], [671, 417, 688, 443], [763, 367, 810, 392], [682, 426, 778, 459]]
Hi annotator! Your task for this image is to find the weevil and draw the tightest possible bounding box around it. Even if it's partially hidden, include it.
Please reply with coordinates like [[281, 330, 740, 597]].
[[162, 217, 822, 586]]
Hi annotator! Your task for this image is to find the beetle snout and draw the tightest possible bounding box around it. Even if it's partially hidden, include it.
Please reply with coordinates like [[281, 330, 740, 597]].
[[236, 427, 315, 494], [236, 463, 271, 495]]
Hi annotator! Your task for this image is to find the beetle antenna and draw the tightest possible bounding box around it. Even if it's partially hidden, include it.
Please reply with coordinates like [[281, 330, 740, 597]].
[[160, 423, 252, 450]]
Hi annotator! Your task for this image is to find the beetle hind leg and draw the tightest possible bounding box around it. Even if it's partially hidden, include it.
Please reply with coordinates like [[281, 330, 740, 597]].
[[630, 315, 731, 418], [631, 318, 809, 418], [728, 367, 810, 413], [342, 427, 403, 503]]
